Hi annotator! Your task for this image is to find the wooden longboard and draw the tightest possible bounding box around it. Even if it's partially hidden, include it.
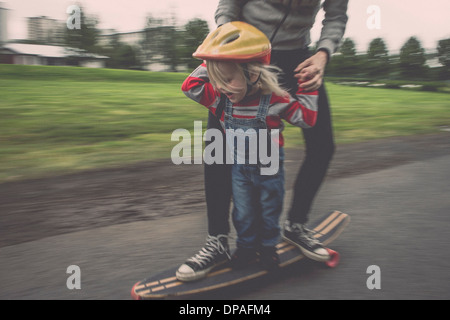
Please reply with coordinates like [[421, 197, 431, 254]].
[[131, 211, 350, 300]]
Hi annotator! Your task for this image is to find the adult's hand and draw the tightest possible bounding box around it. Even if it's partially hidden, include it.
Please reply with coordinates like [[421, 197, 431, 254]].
[[294, 50, 328, 92]]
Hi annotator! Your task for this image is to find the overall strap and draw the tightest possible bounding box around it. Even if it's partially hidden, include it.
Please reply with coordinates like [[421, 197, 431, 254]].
[[223, 97, 234, 128], [255, 94, 272, 121], [215, 94, 226, 121], [224, 94, 272, 125]]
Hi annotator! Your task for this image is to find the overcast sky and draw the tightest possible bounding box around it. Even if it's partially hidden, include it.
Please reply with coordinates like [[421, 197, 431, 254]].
[[2, 0, 450, 53]]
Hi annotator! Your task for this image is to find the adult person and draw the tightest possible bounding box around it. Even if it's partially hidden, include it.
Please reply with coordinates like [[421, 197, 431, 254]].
[[176, 0, 349, 281]]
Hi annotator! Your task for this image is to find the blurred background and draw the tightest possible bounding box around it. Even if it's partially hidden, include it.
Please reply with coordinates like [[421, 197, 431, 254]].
[[0, 0, 449, 182], [0, 0, 449, 77], [0, 0, 449, 300]]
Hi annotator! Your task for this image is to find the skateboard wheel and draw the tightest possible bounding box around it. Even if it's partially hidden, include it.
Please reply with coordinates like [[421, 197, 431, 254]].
[[325, 249, 340, 268], [131, 282, 143, 300]]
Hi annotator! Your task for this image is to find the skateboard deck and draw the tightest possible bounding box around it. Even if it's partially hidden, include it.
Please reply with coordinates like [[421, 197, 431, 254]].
[[131, 210, 350, 300]]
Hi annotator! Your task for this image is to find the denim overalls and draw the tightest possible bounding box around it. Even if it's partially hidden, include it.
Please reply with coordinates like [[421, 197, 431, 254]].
[[224, 94, 285, 249]]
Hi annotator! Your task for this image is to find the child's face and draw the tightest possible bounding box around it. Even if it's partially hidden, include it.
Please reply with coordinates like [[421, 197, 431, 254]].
[[213, 61, 248, 103]]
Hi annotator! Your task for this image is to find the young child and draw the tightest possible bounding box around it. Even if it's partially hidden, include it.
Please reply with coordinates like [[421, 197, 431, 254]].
[[177, 21, 318, 279]]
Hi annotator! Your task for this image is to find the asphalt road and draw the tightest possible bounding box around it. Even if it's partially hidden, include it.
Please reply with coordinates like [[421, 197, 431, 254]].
[[1, 134, 450, 300]]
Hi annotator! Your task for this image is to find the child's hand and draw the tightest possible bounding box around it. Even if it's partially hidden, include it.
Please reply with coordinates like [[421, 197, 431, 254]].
[[294, 51, 328, 92]]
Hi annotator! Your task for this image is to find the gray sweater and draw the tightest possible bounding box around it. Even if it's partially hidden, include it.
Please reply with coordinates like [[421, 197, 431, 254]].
[[215, 0, 348, 57]]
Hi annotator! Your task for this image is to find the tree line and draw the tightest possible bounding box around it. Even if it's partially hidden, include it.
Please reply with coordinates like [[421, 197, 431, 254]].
[[326, 37, 450, 81], [63, 7, 449, 81], [63, 8, 210, 71]]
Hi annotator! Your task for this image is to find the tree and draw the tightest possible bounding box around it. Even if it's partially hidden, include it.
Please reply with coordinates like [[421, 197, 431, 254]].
[[140, 16, 210, 71], [181, 19, 210, 70], [366, 38, 390, 77], [64, 5, 100, 53], [399, 36, 426, 78], [340, 38, 357, 57], [104, 43, 141, 70], [437, 38, 450, 79], [141, 15, 182, 71], [141, 16, 164, 67], [95, 30, 141, 70], [161, 25, 182, 72], [116, 45, 140, 69], [327, 38, 358, 76]]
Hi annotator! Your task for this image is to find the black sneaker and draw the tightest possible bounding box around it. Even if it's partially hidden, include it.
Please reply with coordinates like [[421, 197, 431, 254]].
[[176, 235, 230, 282], [230, 247, 258, 269], [283, 221, 330, 262], [259, 246, 280, 271]]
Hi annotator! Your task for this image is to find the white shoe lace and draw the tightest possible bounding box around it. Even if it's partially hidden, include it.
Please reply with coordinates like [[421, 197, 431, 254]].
[[187, 235, 230, 267], [286, 221, 322, 247], [301, 227, 322, 246]]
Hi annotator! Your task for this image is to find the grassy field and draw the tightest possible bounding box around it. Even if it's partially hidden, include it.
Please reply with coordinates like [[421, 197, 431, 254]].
[[1, 64, 449, 182]]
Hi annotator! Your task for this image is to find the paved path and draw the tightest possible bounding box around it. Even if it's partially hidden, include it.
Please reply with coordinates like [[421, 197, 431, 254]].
[[1, 151, 449, 300]]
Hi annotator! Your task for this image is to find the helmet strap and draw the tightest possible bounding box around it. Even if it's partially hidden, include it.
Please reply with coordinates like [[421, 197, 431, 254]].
[[243, 63, 262, 96]]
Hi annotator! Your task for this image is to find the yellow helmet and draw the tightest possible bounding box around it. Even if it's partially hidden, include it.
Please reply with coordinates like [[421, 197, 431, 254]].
[[193, 21, 271, 64]]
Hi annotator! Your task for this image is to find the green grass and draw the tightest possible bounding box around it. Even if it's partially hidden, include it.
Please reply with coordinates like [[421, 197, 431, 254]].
[[1, 64, 449, 182]]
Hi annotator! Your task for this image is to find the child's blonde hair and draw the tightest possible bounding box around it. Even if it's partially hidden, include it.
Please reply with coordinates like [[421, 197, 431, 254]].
[[206, 61, 288, 98]]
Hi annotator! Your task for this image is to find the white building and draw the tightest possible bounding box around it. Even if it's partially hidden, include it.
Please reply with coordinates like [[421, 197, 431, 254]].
[[27, 16, 65, 45], [99, 30, 145, 48], [0, 2, 8, 44], [0, 43, 108, 68]]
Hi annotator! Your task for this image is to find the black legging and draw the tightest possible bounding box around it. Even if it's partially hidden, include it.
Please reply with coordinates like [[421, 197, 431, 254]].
[[204, 48, 335, 235]]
